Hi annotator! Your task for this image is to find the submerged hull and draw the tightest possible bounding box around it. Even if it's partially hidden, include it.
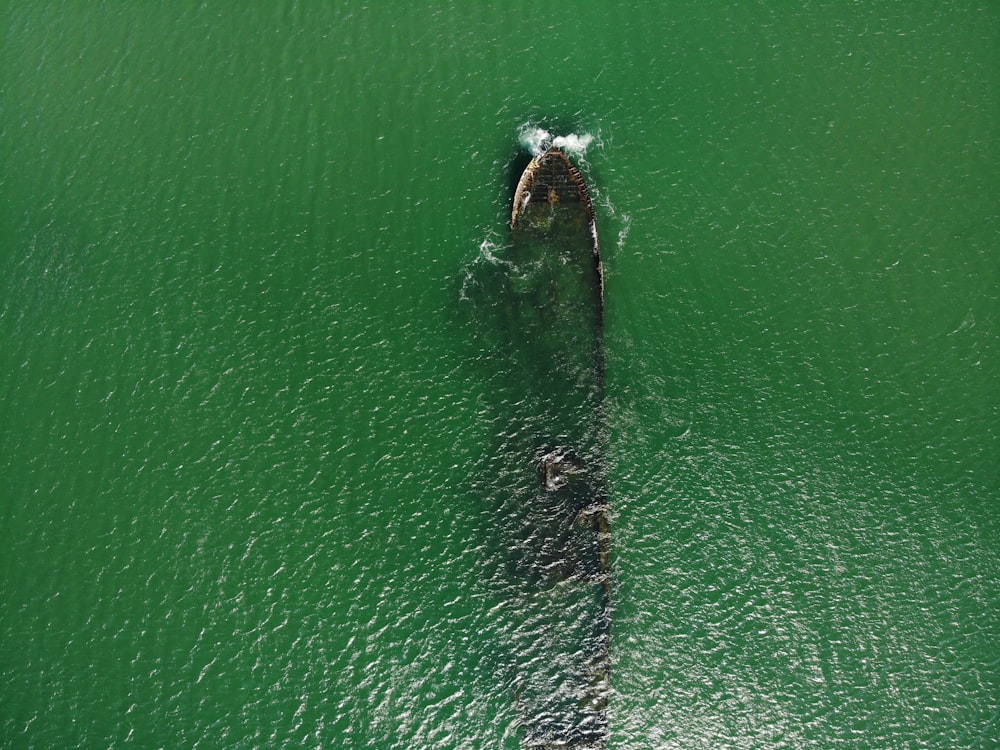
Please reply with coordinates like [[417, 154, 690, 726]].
[[499, 148, 610, 748]]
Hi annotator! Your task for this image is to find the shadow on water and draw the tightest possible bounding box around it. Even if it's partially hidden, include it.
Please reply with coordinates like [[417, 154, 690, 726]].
[[461, 145, 611, 748], [506, 151, 535, 199]]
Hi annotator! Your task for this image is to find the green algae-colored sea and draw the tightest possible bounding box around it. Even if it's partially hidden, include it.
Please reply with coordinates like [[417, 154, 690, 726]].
[[2, 3, 997, 747]]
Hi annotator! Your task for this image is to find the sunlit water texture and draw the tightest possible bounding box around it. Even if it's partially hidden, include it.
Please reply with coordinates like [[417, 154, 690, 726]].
[[2, 2, 997, 748]]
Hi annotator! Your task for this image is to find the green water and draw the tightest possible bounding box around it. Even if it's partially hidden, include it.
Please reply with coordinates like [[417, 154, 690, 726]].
[[2, 3, 997, 748]]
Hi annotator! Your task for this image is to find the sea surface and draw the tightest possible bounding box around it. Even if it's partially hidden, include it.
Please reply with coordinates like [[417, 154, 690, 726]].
[[2, 3, 998, 748]]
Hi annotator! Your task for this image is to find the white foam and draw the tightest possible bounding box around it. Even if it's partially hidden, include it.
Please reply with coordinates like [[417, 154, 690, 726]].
[[551, 132, 594, 155], [518, 125, 553, 156], [477, 237, 506, 267], [459, 234, 512, 302], [518, 124, 595, 157]]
